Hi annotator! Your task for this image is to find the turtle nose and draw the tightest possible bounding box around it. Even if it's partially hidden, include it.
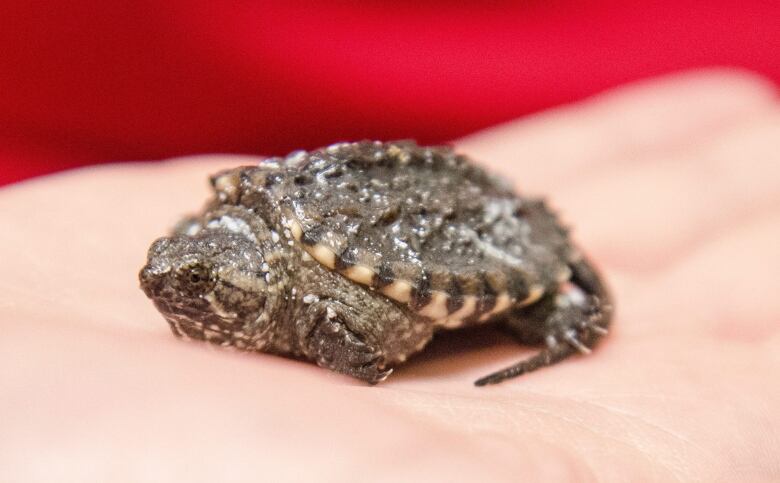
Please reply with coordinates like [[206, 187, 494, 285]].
[[139, 263, 166, 297]]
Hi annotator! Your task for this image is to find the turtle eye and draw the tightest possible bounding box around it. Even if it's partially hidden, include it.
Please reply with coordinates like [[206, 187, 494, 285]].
[[189, 269, 206, 284], [176, 261, 214, 292], [188, 264, 211, 284]]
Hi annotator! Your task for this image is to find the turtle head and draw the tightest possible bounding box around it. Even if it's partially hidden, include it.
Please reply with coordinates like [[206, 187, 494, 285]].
[[139, 230, 270, 344]]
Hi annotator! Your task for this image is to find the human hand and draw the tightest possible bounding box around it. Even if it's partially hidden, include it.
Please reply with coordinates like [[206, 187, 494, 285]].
[[2, 69, 778, 482]]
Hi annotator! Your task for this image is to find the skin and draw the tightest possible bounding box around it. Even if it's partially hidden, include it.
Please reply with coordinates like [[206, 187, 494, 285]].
[[1, 69, 779, 481]]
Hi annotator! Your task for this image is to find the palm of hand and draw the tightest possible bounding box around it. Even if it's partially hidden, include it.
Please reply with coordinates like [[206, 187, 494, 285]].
[[2, 70, 779, 482]]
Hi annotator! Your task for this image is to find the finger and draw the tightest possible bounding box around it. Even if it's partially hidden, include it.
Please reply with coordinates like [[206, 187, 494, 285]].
[[550, 111, 780, 271], [458, 69, 776, 192]]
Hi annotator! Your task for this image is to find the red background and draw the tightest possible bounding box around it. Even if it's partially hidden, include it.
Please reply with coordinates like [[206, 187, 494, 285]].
[[1, 1, 778, 186]]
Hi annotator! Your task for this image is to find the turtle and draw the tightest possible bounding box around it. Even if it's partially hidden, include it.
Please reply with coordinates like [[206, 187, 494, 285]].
[[139, 140, 613, 386]]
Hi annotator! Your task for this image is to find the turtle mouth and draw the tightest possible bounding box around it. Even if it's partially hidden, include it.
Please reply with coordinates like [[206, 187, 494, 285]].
[[140, 264, 255, 346], [153, 298, 233, 344]]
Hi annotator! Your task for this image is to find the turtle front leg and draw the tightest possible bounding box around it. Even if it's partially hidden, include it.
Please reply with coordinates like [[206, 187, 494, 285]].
[[298, 299, 392, 384], [475, 256, 613, 386]]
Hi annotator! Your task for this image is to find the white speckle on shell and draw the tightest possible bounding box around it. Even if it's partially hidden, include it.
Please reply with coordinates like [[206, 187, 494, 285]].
[[260, 159, 281, 170], [213, 171, 240, 202], [303, 294, 319, 304], [206, 215, 257, 243], [326, 142, 350, 154], [285, 150, 308, 166], [184, 223, 201, 236]]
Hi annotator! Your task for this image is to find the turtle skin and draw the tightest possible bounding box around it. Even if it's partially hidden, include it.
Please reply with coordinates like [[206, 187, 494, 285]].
[[139, 140, 612, 385]]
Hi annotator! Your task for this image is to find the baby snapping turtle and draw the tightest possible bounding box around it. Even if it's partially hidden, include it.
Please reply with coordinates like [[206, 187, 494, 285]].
[[139, 140, 612, 386]]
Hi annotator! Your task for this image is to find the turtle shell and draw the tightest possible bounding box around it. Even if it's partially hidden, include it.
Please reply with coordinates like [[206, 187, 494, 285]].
[[218, 140, 573, 326]]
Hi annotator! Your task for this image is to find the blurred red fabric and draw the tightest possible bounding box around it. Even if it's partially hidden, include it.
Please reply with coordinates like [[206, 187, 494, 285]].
[[1, 1, 778, 186]]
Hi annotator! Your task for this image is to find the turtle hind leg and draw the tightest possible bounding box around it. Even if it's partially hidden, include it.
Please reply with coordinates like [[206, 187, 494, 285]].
[[474, 294, 594, 387], [475, 256, 613, 387]]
